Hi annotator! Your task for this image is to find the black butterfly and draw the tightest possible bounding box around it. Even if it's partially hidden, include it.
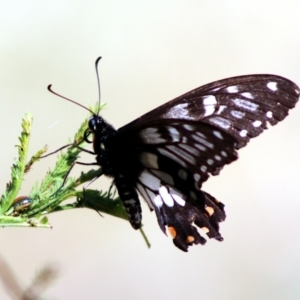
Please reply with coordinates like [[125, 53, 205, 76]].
[[51, 61, 300, 252]]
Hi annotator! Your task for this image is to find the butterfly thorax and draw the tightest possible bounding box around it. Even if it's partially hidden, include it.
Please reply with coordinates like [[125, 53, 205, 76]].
[[88, 115, 144, 179]]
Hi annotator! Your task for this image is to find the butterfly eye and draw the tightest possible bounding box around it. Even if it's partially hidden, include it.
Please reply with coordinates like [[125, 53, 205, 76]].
[[88, 117, 97, 131]]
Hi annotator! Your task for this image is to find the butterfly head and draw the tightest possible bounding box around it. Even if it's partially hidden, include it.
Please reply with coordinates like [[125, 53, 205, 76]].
[[88, 114, 106, 132]]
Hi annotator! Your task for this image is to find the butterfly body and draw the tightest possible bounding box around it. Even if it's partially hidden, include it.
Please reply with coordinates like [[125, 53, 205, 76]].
[[76, 73, 299, 251]]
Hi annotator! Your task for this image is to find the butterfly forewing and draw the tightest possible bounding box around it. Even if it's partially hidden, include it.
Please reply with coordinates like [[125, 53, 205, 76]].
[[122, 75, 299, 149]]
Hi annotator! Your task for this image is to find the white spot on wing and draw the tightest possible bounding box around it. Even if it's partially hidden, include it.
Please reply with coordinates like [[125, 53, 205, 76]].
[[241, 92, 254, 99], [194, 143, 207, 151], [164, 103, 193, 120], [227, 86, 238, 93], [231, 110, 246, 119], [170, 188, 185, 206], [239, 129, 248, 137], [266, 111, 273, 118], [166, 145, 196, 164], [203, 95, 217, 105], [193, 173, 201, 181], [209, 117, 231, 129], [267, 81, 278, 91], [173, 194, 185, 206], [207, 159, 214, 165], [139, 170, 160, 190], [232, 98, 258, 111], [153, 194, 163, 208], [214, 155, 221, 161], [167, 126, 179, 135], [252, 120, 262, 127], [203, 106, 215, 117], [183, 124, 195, 131], [213, 130, 223, 139], [201, 165, 207, 172], [216, 105, 226, 114], [221, 151, 227, 157], [159, 186, 174, 207], [140, 127, 166, 144], [179, 144, 200, 156], [195, 132, 206, 138], [191, 134, 214, 149], [203, 95, 217, 117]]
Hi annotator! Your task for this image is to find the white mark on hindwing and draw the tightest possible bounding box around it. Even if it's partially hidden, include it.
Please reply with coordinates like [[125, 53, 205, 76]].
[[221, 151, 227, 157], [193, 173, 201, 181], [191, 134, 214, 149], [183, 124, 195, 131], [214, 155, 221, 161], [232, 98, 258, 111], [179, 144, 201, 156], [201, 165, 207, 172], [213, 130, 223, 139], [195, 132, 206, 138], [153, 194, 163, 208], [170, 188, 185, 206], [239, 129, 248, 137], [207, 159, 214, 165], [194, 143, 207, 151], [167, 126, 180, 142], [267, 81, 278, 91], [139, 170, 160, 190], [166, 145, 196, 164], [159, 186, 174, 207]]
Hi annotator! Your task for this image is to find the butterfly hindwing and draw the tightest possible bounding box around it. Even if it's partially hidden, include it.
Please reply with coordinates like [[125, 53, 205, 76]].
[[115, 120, 236, 250]]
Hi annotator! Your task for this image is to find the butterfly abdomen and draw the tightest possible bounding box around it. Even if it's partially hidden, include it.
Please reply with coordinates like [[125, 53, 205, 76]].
[[114, 175, 142, 229]]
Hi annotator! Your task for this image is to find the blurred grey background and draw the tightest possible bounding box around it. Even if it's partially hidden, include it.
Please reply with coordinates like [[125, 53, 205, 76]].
[[1, 1, 300, 299]]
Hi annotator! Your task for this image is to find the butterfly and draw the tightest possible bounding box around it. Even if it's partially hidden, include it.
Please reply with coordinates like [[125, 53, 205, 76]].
[[50, 59, 299, 251]]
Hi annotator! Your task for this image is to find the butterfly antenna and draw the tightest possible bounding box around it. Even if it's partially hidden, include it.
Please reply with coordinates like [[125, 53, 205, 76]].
[[95, 56, 102, 115], [47, 85, 94, 115]]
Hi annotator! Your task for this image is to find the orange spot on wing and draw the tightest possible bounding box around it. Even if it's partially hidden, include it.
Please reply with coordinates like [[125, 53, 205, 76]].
[[168, 226, 177, 239]]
